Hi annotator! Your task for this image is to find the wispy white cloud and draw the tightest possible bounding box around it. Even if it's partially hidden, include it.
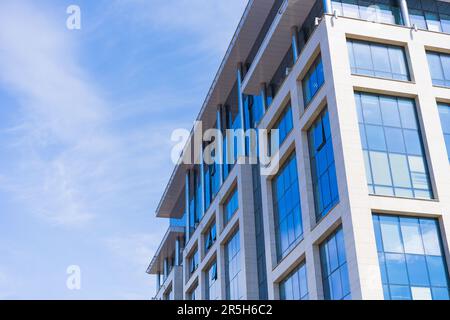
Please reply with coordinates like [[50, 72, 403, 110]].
[[105, 233, 162, 268], [112, 0, 248, 54], [0, 1, 181, 227], [104, 232, 164, 298], [0, 1, 110, 226], [0, 0, 247, 299]]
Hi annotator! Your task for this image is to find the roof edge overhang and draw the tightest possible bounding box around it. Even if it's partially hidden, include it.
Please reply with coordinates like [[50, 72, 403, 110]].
[[147, 226, 185, 274]]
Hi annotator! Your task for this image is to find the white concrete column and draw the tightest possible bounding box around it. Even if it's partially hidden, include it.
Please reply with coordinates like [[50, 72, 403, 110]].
[[218, 244, 227, 299], [306, 245, 322, 299], [238, 164, 259, 299], [322, 16, 383, 300], [259, 171, 278, 299]]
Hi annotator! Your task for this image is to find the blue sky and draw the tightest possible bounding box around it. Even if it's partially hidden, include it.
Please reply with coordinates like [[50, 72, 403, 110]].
[[0, 0, 247, 299]]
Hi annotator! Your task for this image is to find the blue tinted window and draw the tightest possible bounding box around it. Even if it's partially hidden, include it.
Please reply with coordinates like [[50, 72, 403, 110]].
[[206, 261, 219, 300], [427, 51, 450, 87], [189, 248, 199, 275], [355, 92, 433, 199], [280, 262, 309, 300], [224, 188, 238, 225], [408, 0, 450, 33], [332, 0, 402, 24], [272, 105, 294, 149], [188, 169, 203, 236], [225, 230, 243, 300], [320, 227, 351, 300], [272, 153, 303, 260], [204, 222, 217, 254], [308, 109, 339, 220], [438, 103, 450, 162], [373, 215, 450, 300], [302, 55, 325, 106], [347, 40, 410, 81]]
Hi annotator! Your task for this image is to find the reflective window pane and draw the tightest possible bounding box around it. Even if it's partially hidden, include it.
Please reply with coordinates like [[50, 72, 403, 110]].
[[438, 103, 450, 161], [225, 230, 242, 300], [408, 0, 450, 34], [280, 262, 309, 300], [302, 55, 325, 106], [427, 51, 450, 87], [273, 153, 303, 260], [347, 39, 410, 80], [308, 109, 340, 220], [320, 227, 351, 300], [332, 0, 402, 24], [373, 214, 450, 300], [224, 188, 238, 225], [355, 92, 433, 199]]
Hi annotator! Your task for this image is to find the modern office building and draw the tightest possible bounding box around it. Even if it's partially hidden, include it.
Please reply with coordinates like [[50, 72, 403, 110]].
[[147, 0, 450, 300]]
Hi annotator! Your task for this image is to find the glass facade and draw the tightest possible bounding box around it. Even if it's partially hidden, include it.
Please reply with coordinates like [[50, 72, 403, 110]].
[[408, 0, 450, 33], [373, 214, 450, 300], [204, 222, 217, 254], [225, 230, 243, 300], [206, 261, 219, 300], [272, 104, 294, 148], [438, 103, 450, 161], [224, 187, 239, 225], [320, 227, 351, 300], [222, 83, 241, 180], [347, 39, 410, 81], [331, 0, 402, 24], [279, 262, 309, 300], [272, 153, 303, 260], [427, 51, 450, 87], [308, 109, 339, 220], [302, 55, 325, 106], [355, 92, 433, 199], [189, 248, 199, 276], [189, 169, 203, 236], [204, 159, 220, 211]]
